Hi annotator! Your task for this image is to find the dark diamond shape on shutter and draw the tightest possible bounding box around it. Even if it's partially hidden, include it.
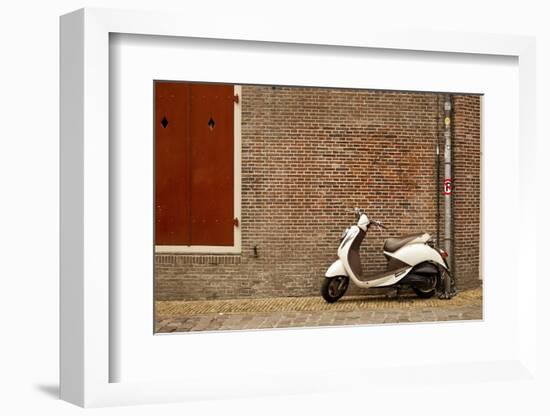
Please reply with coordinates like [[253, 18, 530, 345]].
[[161, 116, 168, 128], [207, 117, 215, 130]]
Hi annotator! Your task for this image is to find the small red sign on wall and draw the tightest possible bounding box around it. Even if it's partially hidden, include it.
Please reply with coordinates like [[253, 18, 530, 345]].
[[443, 178, 452, 195]]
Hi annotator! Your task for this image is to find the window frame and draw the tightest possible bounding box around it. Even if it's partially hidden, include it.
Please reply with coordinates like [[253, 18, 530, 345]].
[[154, 84, 242, 254]]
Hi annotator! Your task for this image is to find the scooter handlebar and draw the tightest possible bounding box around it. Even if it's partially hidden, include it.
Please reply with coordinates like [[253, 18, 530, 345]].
[[348, 208, 386, 229], [369, 219, 387, 230], [349, 208, 387, 230]]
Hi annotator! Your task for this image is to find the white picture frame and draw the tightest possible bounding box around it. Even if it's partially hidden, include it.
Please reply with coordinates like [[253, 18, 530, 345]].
[[60, 7, 538, 408]]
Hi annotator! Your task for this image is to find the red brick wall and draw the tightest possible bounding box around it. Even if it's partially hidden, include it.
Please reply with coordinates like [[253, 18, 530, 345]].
[[452, 96, 481, 289], [155, 86, 480, 300]]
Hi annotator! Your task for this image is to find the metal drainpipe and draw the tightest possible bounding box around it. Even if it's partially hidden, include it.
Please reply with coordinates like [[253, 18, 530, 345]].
[[442, 95, 455, 298]]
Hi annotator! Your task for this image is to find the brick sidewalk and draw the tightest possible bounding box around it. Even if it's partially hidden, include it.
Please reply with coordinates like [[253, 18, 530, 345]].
[[155, 287, 482, 333]]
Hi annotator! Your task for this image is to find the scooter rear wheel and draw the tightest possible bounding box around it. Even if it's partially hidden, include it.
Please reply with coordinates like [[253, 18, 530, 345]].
[[321, 276, 349, 303], [412, 287, 436, 299]]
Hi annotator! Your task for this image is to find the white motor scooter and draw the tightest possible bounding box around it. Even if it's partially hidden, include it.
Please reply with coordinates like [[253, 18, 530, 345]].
[[322, 208, 452, 303]]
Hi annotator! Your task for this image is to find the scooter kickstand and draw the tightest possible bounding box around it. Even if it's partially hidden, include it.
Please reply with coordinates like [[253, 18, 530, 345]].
[[386, 287, 400, 299]]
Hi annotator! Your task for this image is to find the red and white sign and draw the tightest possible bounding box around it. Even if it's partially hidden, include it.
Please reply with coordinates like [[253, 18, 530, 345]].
[[443, 178, 452, 195]]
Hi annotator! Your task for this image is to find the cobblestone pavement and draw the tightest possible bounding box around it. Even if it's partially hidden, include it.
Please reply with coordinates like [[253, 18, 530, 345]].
[[155, 287, 482, 333]]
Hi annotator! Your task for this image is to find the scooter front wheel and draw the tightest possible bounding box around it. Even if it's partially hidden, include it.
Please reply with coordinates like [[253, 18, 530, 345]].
[[321, 276, 349, 303]]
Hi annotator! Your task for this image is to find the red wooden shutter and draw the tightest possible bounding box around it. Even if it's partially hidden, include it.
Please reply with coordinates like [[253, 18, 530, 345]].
[[189, 84, 235, 246], [155, 82, 191, 245], [155, 82, 234, 246]]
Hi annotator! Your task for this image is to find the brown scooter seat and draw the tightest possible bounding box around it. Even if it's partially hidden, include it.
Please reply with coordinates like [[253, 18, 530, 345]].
[[383, 232, 425, 253]]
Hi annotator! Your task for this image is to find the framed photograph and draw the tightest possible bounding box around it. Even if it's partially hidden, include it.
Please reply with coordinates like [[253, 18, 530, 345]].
[[151, 80, 481, 334], [60, 8, 538, 408]]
